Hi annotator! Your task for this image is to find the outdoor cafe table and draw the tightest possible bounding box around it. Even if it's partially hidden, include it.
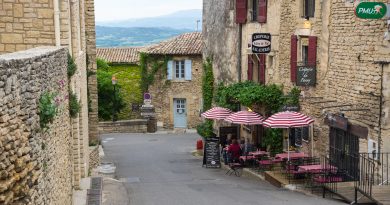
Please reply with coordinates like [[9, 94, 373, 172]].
[[239, 151, 268, 162], [297, 164, 338, 174], [274, 152, 307, 160]]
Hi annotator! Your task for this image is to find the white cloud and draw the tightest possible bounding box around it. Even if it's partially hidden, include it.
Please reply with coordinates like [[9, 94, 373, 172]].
[[95, 0, 202, 22]]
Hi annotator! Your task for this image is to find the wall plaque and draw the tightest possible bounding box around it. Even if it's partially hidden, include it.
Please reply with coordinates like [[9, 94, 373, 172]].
[[296, 66, 316, 86]]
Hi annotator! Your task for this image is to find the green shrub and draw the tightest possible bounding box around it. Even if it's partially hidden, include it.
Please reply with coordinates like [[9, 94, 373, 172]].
[[263, 128, 283, 156], [39, 91, 58, 129], [69, 91, 81, 118], [67, 53, 77, 78], [196, 120, 214, 138], [97, 68, 125, 121]]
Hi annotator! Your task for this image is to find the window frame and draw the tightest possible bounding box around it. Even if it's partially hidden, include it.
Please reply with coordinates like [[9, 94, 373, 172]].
[[302, 0, 315, 18], [174, 60, 185, 80]]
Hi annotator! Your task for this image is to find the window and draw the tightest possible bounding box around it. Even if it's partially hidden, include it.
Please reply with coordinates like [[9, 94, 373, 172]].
[[302, 0, 315, 18], [302, 45, 308, 65], [174, 60, 185, 79], [251, 0, 258, 21]]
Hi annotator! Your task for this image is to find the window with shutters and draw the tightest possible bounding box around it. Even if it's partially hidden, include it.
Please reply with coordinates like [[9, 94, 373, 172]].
[[298, 37, 309, 65], [302, 0, 315, 18], [174, 60, 185, 79]]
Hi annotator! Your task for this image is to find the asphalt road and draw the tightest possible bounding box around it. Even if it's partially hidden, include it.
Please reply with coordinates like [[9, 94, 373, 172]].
[[101, 133, 344, 205]]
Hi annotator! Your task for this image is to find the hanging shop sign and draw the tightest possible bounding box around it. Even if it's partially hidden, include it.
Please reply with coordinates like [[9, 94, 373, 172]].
[[252, 33, 271, 54], [324, 114, 348, 131], [296, 66, 316, 86], [355, 2, 387, 19]]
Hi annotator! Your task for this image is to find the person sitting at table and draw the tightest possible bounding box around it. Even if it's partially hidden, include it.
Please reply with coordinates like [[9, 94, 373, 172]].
[[228, 139, 241, 163]]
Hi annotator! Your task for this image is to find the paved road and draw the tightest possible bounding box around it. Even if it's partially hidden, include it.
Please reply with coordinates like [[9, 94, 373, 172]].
[[101, 133, 343, 205]]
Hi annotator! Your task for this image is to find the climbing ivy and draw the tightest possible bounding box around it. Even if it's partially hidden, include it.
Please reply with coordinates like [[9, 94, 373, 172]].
[[215, 81, 287, 115], [197, 58, 215, 138], [139, 52, 171, 93]]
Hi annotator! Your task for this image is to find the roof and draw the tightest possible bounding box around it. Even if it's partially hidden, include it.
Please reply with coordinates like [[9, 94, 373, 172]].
[[96, 47, 142, 64], [141, 32, 202, 55]]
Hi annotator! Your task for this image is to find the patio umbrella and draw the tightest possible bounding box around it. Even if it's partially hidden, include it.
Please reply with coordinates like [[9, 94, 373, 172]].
[[201, 107, 232, 120], [262, 111, 314, 160], [224, 111, 264, 125]]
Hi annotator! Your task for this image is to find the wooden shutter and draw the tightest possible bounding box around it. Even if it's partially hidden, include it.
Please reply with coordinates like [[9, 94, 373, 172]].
[[258, 54, 266, 84], [308, 36, 317, 66], [184, 60, 192, 80], [167, 60, 173, 80], [257, 0, 267, 23], [236, 0, 247, 24], [290, 35, 298, 83], [248, 55, 253, 81]]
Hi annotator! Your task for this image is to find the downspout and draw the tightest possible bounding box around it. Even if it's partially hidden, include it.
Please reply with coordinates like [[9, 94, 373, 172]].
[[238, 24, 242, 82], [53, 0, 61, 46]]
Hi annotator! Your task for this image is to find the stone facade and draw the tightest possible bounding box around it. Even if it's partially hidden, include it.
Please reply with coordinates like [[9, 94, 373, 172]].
[[0, 0, 98, 190], [148, 55, 203, 129], [203, 0, 390, 156], [0, 47, 72, 205]]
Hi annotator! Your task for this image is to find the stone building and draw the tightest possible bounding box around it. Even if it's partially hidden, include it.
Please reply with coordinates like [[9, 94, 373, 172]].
[[0, 0, 98, 204], [142, 32, 203, 129], [203, 0, 390, 161]]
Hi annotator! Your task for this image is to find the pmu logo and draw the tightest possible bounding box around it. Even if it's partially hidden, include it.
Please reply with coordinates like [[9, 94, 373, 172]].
[[355, 2, 387, 19]]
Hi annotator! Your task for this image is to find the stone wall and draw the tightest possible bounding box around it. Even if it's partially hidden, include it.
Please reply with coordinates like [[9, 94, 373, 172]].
[[98, 120, 148, 134], [148, 55, 203, 129], [202, 0, 239, 83], [89, 146, 100, 169], [0, 47, 73, 205]]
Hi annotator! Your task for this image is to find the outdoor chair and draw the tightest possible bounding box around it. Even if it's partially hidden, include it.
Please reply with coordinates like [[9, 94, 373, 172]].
[[226, 153, 243, 176]]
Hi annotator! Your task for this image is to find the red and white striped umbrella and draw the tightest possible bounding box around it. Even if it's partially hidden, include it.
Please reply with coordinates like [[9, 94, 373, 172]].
[[201, 107, 232, 120], [224, 111, 264, 125], [263, 111, 314, 128]]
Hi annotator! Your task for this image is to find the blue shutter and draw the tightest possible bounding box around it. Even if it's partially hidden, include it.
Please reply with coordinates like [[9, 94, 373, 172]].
[[167, 60, 173, 80], [185, 60, 192, 80]]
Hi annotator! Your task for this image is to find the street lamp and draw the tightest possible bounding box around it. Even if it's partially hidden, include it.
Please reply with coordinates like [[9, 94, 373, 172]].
[[112, 75, 117, 122]]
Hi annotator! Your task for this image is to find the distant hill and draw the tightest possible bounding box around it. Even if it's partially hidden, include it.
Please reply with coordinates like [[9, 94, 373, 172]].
[[96, 9, 202, 30], [96, 26, 193, 47]]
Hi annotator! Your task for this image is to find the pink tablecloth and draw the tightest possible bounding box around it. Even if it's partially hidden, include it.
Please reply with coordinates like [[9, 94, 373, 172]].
[[249, 151, 269, 156], [275, 152, 307, 160], [298, 164, 338, 173]]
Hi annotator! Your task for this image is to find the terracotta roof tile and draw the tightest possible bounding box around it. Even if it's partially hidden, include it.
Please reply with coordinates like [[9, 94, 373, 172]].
[[96, 47, 142, 64], [141, 32, 202, 55]]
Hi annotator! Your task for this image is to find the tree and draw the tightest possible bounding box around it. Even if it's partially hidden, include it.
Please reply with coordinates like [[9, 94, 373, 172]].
[[97, 59, 125, 121]]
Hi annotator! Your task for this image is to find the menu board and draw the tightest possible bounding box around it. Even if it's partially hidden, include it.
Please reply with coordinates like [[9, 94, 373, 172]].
[[296, 66, 316, 86], [203, 137, 221, 168]]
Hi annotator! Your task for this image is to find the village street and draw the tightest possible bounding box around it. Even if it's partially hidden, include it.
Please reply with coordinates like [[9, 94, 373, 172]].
[[101, 133, 343, 205]]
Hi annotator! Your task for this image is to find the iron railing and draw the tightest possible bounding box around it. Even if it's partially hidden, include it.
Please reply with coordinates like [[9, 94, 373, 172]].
[[355, 152, 390, 201]]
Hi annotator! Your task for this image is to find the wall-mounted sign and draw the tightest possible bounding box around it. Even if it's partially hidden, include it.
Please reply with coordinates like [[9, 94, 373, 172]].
[[324, 114, 348, 131], [296, 66, 316, 86], [355, 2, 387, 19], [252, 33, 271, 54], [144, 93, 152, 105], [282, 105, 300, 112]]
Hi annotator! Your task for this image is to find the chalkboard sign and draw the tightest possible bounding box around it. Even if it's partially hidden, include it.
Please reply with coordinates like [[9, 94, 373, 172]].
[[203, 137, 221, 168], [296, 66, 316, 86]]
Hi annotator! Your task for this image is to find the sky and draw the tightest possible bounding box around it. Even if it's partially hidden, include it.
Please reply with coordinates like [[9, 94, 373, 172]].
[[95, 0, 203, 22]]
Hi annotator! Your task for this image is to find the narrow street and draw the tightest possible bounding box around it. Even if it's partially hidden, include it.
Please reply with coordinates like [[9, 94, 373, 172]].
[[101, 133, 343, 205]]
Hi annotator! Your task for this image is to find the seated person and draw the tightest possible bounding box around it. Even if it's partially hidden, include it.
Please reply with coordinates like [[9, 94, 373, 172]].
[[228, 139, 241, 163]]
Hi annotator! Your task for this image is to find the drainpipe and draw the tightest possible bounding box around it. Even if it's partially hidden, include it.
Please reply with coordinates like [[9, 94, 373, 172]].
[[238, 24, 242, 82]]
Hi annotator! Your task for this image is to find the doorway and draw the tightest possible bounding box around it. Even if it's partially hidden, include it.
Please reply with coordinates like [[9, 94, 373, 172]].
[[173, 99, 187, 128]]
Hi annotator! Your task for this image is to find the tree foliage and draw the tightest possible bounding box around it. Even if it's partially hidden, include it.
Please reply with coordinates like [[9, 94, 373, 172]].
[[97, 59, 126, 121]]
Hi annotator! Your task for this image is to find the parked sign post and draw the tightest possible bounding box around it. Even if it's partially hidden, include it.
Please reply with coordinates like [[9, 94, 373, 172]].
[[355, 2, 387, 19], [252, 33, 271, 54]]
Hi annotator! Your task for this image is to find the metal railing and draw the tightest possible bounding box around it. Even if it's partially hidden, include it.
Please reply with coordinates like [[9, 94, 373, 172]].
[[356, 152, 390, 201]]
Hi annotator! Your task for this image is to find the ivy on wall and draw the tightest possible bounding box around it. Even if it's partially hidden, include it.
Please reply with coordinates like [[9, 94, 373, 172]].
[[197, 58, 215, 138], [69, 91, 81, 118], [139, 52, 171, 93], [39, 91, 59, 129]]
